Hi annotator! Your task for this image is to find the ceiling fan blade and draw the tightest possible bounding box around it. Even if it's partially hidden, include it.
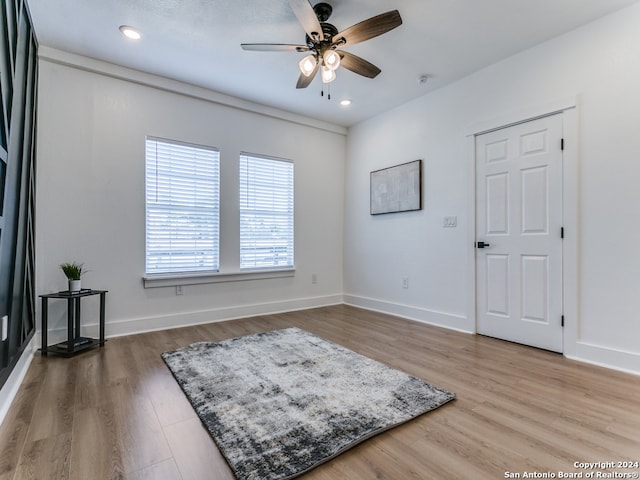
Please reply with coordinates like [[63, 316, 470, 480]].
[[241, 43, 310, 52], [288, 0, 324, 42], [296, 63, 319, 88], [337, 51, 381, 78], [332, 10, 402, 47]]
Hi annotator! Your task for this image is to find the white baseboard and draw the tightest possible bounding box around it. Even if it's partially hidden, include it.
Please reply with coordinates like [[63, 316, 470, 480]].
[[0, 336, 37, 427], [37, 294, 344, 344], [343, 294, 473, 334], [566, 341, 640, 377]]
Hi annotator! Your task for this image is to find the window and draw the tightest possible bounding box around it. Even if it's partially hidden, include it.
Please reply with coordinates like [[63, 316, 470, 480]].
[[145, 137, 220, 274], [239, 153, 294, 269]]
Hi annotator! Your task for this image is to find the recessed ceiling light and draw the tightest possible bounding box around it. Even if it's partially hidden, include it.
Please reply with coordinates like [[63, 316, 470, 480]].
[[119, 25, 141, 40], [340, 99, 352, 106]]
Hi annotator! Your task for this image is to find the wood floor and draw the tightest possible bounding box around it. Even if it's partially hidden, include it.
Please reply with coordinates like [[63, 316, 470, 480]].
[[1, 305, 639, 480]]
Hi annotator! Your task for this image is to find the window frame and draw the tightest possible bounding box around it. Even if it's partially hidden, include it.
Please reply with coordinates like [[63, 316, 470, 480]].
[[144, 136, 221, 276], [239, 152, 295, 271], [142, 144, 296, 289]]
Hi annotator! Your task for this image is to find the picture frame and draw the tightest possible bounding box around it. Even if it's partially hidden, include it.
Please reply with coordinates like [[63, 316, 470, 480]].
[[370, 159, 422, 215]]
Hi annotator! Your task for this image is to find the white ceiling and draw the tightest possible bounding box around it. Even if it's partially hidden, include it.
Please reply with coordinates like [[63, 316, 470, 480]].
[[29, 0, 639, 127]]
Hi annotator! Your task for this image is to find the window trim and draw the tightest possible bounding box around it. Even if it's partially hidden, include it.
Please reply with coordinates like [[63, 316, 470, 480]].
[[142, 268, 295, 288]]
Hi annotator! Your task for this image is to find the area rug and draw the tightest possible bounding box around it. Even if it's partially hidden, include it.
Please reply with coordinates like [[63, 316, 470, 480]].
[[162, 327, 455, 480]]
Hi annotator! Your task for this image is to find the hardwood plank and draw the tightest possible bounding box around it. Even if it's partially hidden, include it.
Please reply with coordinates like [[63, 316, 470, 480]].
[[128, 459, 182, 480], [24, 358, 77, 443], [140, 363, 197, 427], [0, 380, 42, 480], [108, 377, 173, 474], [69, 405, 125, 480], [13, 433, 71, 480], [0, 305, 638, 480], [73, 349, 114, 411], [164, 417, 234, 480]]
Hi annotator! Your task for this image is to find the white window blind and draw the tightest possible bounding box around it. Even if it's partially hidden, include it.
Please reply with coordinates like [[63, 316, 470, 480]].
[[145, 137, 220, 274], [239, 153, 294, 269]]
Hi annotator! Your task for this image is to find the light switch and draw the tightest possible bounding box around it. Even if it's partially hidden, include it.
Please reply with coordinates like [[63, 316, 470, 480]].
[[443, 216, 457, 228]]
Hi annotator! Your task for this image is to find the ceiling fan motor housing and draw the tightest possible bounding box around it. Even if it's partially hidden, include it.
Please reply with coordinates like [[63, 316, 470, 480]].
[[306, 22, 338, 49]]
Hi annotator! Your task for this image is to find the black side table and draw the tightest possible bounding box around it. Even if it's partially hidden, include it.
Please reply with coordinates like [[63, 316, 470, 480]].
[[39, 289, 108, 356]]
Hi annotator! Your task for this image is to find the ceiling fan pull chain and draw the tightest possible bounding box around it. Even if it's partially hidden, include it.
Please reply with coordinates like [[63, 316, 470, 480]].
[[328, 83, 331, 100]]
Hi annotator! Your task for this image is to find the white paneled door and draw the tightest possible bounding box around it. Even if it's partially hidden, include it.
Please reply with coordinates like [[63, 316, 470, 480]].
[[475, 114, 564, 352]]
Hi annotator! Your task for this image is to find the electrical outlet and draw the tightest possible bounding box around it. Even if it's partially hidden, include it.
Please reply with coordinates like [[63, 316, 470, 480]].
[[443, 216, 457, 228], [176, 285, 184, 295], [402, 277, 409, 289], [1, 315, 7, 341], [311, 273, 318, 284]]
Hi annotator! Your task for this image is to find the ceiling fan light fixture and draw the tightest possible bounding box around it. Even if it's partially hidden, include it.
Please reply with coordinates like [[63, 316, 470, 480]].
[[298, 55, 317, 77], [323, 49, 341, 71], [119, 25, 141, 40], [321, 65, 336, 83]]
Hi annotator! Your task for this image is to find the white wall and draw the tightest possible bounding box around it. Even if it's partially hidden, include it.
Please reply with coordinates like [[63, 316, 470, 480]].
[[36, 50, 346, 340], [344, 2, 640, 374]]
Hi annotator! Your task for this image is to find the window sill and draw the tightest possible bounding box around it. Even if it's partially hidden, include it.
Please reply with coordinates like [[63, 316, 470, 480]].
[[142, 268, 295, 289]]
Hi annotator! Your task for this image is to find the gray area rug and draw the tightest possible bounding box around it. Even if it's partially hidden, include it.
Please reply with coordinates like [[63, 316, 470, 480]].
[[162, 327, 455, 480]]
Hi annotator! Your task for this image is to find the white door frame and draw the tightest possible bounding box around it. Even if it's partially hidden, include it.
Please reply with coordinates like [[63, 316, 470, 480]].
[[465, 97, 579, 357]]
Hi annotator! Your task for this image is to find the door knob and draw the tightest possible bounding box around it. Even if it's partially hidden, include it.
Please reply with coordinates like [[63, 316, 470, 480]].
[[476, 241, 491, 249]]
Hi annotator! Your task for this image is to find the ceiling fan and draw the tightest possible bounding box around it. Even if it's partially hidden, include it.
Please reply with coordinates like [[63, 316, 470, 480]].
[[241, 0, 402, 89]]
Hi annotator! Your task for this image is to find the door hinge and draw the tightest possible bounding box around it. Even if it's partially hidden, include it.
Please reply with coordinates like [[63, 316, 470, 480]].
[[561, 315, 565, 327], [561, 227, 564, 239], [561, 138, 565, 150]]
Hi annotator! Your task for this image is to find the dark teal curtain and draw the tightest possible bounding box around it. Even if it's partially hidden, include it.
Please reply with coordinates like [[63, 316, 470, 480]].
[[0, 0, 38, 388]]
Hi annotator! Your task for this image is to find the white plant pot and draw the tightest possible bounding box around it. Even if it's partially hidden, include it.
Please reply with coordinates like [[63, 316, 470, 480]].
[[69, 279, 81, 292]]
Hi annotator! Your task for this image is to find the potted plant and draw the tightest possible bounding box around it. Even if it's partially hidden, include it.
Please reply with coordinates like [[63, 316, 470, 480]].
[[60, 262, 84, 292]]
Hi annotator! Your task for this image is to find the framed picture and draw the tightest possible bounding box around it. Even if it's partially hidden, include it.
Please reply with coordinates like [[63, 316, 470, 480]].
[[370, 160, 422, 215]]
